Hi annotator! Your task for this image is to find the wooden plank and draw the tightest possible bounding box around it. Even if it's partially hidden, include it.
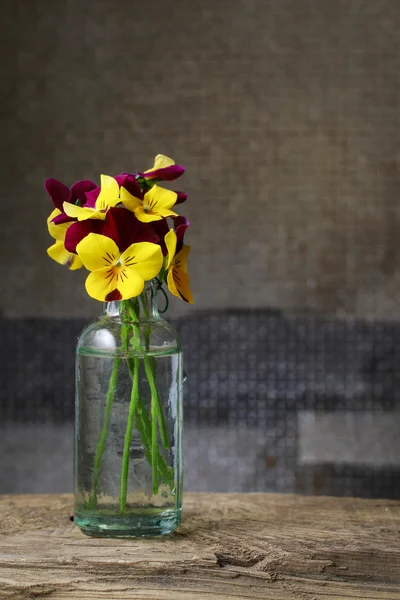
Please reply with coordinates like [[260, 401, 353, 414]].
[[0, 493, 399, 599]]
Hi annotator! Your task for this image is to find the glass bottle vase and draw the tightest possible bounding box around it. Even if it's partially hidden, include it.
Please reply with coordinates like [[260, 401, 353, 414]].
[[74, 281, 183, 537]]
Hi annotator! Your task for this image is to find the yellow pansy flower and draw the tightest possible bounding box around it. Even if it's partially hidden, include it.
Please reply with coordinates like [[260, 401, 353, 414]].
[[63, 175, 120, 221], [164, 230, 194, 304], [76, 233, 163, 302], [120, 184, 178, 223], [47, 209, 83, 270]]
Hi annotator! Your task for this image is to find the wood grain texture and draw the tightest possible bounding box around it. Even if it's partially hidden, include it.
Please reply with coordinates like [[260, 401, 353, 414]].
[[0, 493, 399, 599]]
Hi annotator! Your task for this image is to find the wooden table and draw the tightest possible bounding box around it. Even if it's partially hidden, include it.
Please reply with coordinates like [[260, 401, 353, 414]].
[[0, 493, 399, 599]]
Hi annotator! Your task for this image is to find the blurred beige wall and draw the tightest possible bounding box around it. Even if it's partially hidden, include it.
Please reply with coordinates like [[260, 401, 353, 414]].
[[2, 0, 399, 319]]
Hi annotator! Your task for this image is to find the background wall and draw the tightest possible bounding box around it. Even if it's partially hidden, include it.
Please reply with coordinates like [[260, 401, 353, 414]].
[[1, 0, 400, 498], [2, 0, 400, 320]]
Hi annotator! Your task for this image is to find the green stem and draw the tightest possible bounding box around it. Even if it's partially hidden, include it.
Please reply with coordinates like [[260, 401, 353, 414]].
[[126, 299, 169, 449], [151, 389, 159, 495], [135, 393, 174, 489], [122, 297, 171, 496], [131, 300, 161, 494], [142, 297, 151, 352], [143, 354, 170, 449], [89, 357, 121, 508], [124, 357, 174, 491], [141, 293, 157, 380], [119, 357, 139, 514]]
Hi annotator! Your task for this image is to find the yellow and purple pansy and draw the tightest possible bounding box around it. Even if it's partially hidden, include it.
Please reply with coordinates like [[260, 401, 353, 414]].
[[120, 184, 179, 223], [76, 233, 163, 302], [140, 154, 185, 182]]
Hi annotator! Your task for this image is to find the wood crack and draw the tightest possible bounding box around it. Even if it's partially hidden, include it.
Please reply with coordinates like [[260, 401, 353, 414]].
[[214, 550, 266, 569]]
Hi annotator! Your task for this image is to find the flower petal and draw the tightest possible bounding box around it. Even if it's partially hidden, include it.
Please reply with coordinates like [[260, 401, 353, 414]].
[[76, 233, 120, 271], [47, 241, 83, 270], [120, 187, 142, 212], [102, 207, 159, 253], [68, 254, 84, 270], [174, 244, 191, 274], [44, 179, 71, 210], [52, 212, 75, 226], [47, 240, 68, 263], [47, 209, 72, 241], [85, 266, 144, 301], [165, 229, 177, 268], [146, 155, 175, 171], [143, 155, 185, 181], [175, 191, 187, 205], [85, 187, 100, 208], [131, 221, 160, 245], [47, 209, 61, 239], [173, 216, 189, 254], [156, 207, 179, 218], [64, 219, 104, 253], [133, 208, 161, 222], [63, 203, 92, 220], [173, 216, 189, 240], [115, 267, 145, 299], [70, 179, 97, 204], [133, 207, 177, 222], [115, 173, 143, 198], [150, 219, 170, 255], [144, 164, 185, 180], [145, 185, 177, 211], [167, 268, 194, 303], [121, 242, 163, 281], [45, 178, 98, 211], [95, 175, 120, 211], [63, 202, 106, 221]]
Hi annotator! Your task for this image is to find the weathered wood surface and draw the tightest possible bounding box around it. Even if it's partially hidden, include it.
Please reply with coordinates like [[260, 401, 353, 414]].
[[0, 493, 399, 599]]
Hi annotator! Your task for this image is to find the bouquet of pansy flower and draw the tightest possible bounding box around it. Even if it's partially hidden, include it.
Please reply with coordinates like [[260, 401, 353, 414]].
[[46, 154, 193, 305], [45, 155, 192, 537]]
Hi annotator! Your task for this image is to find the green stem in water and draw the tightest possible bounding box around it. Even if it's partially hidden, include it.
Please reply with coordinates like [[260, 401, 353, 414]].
[[141, 296, 151, 352], [119, 357, 139, 514], [89, 357, 121, 509], [135, 393, 174, 490], [141, 291, 158, 376], [143, 354, 170, 449], [124, 353, 174, 490], [151, 383, 159, 495], [123, 297, 171, 496], [126, 299, 169, 449], [122, 359, 175, 491], [131, 300, 161, 494]]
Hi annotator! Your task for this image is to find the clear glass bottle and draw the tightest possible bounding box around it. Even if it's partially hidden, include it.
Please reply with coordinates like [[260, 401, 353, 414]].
[[74, 281, 183, 537]]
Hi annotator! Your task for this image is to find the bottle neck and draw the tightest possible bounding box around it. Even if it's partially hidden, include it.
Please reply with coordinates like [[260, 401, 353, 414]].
[[103, 281, 160, 321]]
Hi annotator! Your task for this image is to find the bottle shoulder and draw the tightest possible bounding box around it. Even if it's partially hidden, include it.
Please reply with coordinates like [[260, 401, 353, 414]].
[[77, 316, 181, 357]]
